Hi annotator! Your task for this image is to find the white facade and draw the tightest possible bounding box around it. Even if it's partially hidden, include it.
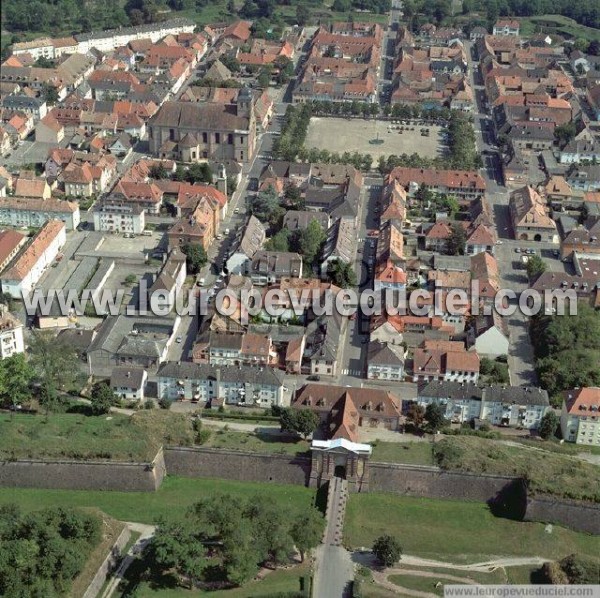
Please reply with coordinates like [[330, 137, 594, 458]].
[[0, 221, 66, 299], [0, 200, 80, 230], [367, 361, 404, 380], [93, 203, 145, 234], [417, 395, 482, 424], [480, 401, 548, 429], [0, 309, 25, 359], [471, 326, 509, 359]]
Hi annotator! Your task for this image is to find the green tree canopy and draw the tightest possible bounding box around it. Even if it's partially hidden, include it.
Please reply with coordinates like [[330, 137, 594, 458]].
[[425, 402, 447, 432], [182, 244, 207, 275], [539, 411, 559, 440], [373, 534, 402, 567], [280, 408, 320, 439], [0, 353, 33, 411], [326, 259, 357, 289], [526, 254, 547, 282], [90, 382, 118, 416]]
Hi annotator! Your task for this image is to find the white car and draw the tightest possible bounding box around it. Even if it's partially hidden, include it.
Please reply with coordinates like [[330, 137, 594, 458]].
[[234, 208, 240, 214], [176, 336, 183, 343]]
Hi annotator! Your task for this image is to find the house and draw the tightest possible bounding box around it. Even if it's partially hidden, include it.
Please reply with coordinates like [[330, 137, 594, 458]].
[[157, 361, 285, 407], [14, 176, 51, 199], [35, 113, 65, 143], [168, 196, 220, 251], [321, 218, 355, 277], [110, 366, 147, 401], [493, 20, 520, 36], [561, 387, 600, 446], [369, 313, 404, 346], [466, 312, 509, 358], [509, 185, 558, 243], [0, 230, 27, 274], [566, 163, 600, 193], [0, 197, 80, 231], [87, 315, 180, 372], [424, 220, 454, 252], [561, 218, 600, 260], [367, 341, 406, 380], [1, 94, 47, 120], [111, 180, 163, 214], [480, 386, 549, 429], [148, 249, 187, 311], [470, 251, 500, 306], [374, 260, 407, 293], [93, 200, 145, 234], [148, 89, 256, 164], [387, 167, 486, 199], [220, 20, 252, 45], [226, 216, 266, 275], [283, 211, 330, 232], [559, 135, 600, 165], [412, 340, 480, 383], [417, 380, 483, 424], [305, 311, 344, 377], [249, 251, 302, 285], [0, 220, 66, 298], [108, 133, 133, 158], [193, 330, 274, 367], [292, 383, 403, 436], [0, 305, 25, 359], [586, 84, 600, 121]]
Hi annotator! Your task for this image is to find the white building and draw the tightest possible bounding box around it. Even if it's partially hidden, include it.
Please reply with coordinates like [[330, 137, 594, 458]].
[[366, 341, 406, 381], [93, 201, 146, 234], [417, 381, 483, 424], [561, 387, 600, 446], [0, 305, 25, 359], [0, 197, 80, 231], [110, 366, 147, 401], [0, 220, 66, 299], [157, 361, 285, 407]]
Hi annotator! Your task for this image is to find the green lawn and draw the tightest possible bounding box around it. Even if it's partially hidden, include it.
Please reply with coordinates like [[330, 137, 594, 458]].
[[371, 441, 434, 466], [203, 428, 310, 456], [0, 410, 194, 462], [0, 476, 315, 525], [433, 436, 600, 503], [389, 574, 446, 596], [518, 15, 600, 42], [344, 494, 600, 563]]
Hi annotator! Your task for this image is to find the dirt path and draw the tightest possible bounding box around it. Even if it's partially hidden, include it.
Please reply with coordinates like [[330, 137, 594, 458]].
[[399, 555, 549, 572]]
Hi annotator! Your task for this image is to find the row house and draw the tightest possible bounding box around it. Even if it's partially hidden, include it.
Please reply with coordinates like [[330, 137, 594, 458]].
[[148, 249, 187, 312], [111, 180, 163, 214], [387, 167, 486, 200], [248, 251, 303, 286], [157, 361, 285, 407], [560, 218, 600, 260], [192, 331, 275, 367], [227, 215, 266, 276], [561, 387, 600, 447], [0, 220, 66, 298], [412, 339, 480, 383], [366, 340, 406, 381], [0, 197, 80, 230], [0, 230, 27, 274], [417, 381, 549, 429]]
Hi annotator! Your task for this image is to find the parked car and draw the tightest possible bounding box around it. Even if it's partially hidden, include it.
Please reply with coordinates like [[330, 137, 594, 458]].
[[307, 374, 321, 381]]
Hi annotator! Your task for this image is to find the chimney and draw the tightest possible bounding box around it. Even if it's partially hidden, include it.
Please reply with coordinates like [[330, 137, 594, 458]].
[[127, 371, 131, 378]]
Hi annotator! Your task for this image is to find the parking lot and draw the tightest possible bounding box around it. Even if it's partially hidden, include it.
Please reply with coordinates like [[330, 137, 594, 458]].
[[305, 117, 446, 160]]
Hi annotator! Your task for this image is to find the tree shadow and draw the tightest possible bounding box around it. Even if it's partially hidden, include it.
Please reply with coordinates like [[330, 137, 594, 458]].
[[487, 479, 527, 521]]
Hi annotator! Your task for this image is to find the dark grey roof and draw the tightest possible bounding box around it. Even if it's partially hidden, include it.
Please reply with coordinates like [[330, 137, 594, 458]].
[[250, 251, 303, 277], [111, 366, 146, 389], [482, 386, 549, 407], [367, 341, 405, 366], [75, 18, 194, 42], [283, 210, 329, 232], [57, 328, 96, 354], [209, 331, 243, 350], [418, 380, 483, 402], [157, 361, 285, 385], [1, 94, 46, 110], [305, 312, 342, 362]]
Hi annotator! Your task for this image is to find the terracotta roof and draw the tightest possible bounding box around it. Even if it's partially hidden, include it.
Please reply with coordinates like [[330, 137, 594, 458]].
[[564, 387, 600, 418], [0, 230, 26, 267], [222, 20, 252, 42], [14, 178, 47, 198], [2, 220, 65, 281], [388, 167, 486, 192]]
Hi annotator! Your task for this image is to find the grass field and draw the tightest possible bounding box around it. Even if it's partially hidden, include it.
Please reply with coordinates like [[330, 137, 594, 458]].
[[0, 476, 316, 525], [344, 494, 600, 562], [371, 441, 434, 465], [433, 436, 600, 503], [518, 15, 600, 42], [305, 117, 445, 160], [202, 428, 310, 456], [0, 410, 194, 462]]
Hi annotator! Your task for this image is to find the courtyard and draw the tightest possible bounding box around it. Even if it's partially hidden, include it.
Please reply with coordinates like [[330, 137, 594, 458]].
[[305, 117, 446, 160]]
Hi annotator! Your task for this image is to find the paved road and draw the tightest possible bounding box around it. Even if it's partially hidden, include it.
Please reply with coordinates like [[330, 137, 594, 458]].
[[313, 478, 355, 598]]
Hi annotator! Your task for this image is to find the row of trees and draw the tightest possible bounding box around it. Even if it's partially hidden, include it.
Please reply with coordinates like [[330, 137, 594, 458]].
[[446, 112, 481, 171], [273, 103, 313, 162], [530, 305, 600, 400], [0, 333, 81, 417], [0, 504, 100, 596], [149, 494, 324, 589]]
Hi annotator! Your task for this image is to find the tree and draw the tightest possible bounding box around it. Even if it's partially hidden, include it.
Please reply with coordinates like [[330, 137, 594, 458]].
[[406, 403, 425, 428], [554, 121, 577, 147], [326, 259, 357, 289], [526, 254, 547, 282], [29, 332, 80, 416], [446, 223, 466, 256], [290, 508, 324, 562], [185, 162, 212, 184], [151, 518, 208, 589], [149, 163, 168, 179], [0, 354, 33, 411], [294, 219, 325, 265], [539, 411, 559, 440], [373, 534, 402, 567], [280, 408, 320, 439], [425, 402, 447, 432], [90, 383, 118, 415], [182, 244, 207, 275], [248, 186, 284, 228], [296, 3, 309, 25], [41, 82, 59, 106], [265, 228, 290, 252], [589, 40, 600, 57], [257, 68, 271, 89]]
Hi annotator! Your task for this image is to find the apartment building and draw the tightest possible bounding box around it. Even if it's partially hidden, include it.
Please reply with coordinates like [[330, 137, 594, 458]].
[[93, 200, 146, 234], [0, 305, 25, 360], [561, 387, 600, 446]]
